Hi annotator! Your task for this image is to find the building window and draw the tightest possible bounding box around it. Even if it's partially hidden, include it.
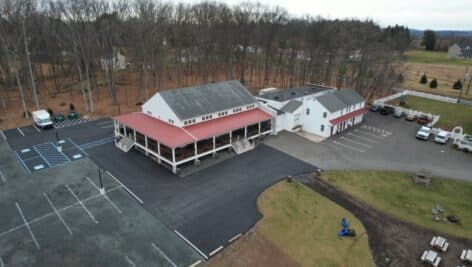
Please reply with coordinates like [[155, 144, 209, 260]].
[[323, 112, 327, 118], [320, 125, 325, 132], [306, 108, 310, 115]]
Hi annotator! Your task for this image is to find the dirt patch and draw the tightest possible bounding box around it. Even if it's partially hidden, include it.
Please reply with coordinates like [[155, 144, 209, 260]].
[[205, 230, 299, 267], [297, 174, 472, 267]]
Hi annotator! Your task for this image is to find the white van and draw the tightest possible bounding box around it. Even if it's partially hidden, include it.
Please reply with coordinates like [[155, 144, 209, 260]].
[[32, 110, 53, 129]]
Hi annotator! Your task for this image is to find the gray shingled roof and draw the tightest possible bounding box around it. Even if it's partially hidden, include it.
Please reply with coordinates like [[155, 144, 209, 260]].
[[316, 88, 363, 112], [159, 80, 256, 120], [315, 94, 346, 113], [280, 100, 303, 113], [259, 85, 332, 102]]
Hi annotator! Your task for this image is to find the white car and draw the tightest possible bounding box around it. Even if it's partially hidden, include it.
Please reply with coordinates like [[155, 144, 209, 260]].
[[457, 135, 472, 152], [32, 110, 53, 129], [416, 126, 432, 140], [434, 131, 450, 144]]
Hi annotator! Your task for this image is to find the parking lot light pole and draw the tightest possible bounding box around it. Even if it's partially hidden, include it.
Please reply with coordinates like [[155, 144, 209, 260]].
[[98, 169, 105, 195], [55, 131, 62, 152]]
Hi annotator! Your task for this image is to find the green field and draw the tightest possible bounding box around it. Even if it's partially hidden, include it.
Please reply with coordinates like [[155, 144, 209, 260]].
[[404, 50, 472, 66], [322, 171, 472, 239], [257, 181, 375, 267], [394, 95, 472, 132]]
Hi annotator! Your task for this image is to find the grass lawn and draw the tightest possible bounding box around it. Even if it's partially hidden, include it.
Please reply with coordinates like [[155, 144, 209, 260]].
[[321, 171, 472, 239], [404, 50, 472, 66], [257, 181, 375, 267], [392, 95, 472, 132]]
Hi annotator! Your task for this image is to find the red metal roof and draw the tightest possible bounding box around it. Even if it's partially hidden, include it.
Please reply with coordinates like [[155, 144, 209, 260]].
[[114, 108, 273, 148], [114, 112, 195, 148], [329, 107, 367, 125], [185, 108, 272, 140]]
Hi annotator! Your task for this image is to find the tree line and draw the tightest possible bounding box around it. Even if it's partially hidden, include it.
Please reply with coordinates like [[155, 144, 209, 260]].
[[0, 0, 409, 118]]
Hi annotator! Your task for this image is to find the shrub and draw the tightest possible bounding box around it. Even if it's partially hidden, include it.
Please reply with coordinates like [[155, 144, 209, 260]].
[[429, 78, 438, 89], [69, 103, 75, 111], [420, 74, 428, 84], [452, 80, 463, 90]]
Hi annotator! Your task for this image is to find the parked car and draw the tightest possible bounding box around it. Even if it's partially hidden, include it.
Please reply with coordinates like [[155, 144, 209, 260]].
[[68, 111, 79, 120], [434, 130, 450, 144], [393, 109, 403, 118], [417, 115, 432, 125], [416, 126, 432, 140], [456, 135, 472, 152], [32, 110, 53, 129], [380, 106, 395, 115], [405, 112, 416, 121], [54, 113, 65, 122], [369, 104, 381, 112]]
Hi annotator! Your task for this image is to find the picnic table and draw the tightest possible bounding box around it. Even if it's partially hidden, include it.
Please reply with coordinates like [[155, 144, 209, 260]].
[[430, 236, 449, 252], [421, 250, 441, 267], [460, 249, 472, 263]]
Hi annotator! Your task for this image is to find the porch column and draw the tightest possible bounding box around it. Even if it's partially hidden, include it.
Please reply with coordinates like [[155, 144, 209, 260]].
[[133, 129, 136, 142], [258, 121, 261, 135], [157, 140, 161, 164], [123, 125, 127, 136], [228, 131, 233, 151], [194, 142, 200, 166], [144, 135, 149, 156], [114, 121, 118, 144], [244, 126, 247, 138], [212, 136, 216, 157], [172, 148, 177, 174]]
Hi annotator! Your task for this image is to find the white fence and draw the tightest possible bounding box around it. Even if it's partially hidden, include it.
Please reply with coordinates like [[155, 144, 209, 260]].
[[375, 90, 459, 105]]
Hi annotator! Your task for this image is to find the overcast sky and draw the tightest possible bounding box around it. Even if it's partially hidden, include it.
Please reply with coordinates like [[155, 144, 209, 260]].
[[185, 0, 472, 31]]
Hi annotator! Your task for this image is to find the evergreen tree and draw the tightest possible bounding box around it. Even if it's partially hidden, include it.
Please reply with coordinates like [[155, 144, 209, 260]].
[[452, 80, 463, 90], [423, 30, 436, 50], [429, 78, 438, 89], [420, 74, 428, 84]]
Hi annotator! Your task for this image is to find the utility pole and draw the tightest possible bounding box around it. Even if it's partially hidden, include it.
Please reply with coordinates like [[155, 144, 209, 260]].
[[458, 68, 470, 104]]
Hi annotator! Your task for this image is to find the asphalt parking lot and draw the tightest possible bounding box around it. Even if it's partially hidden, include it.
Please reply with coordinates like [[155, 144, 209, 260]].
[[0, 142, 201, 267], [265, 112, 471, 180], [3, 117, 317, 261], [89, 143, 317, 257]]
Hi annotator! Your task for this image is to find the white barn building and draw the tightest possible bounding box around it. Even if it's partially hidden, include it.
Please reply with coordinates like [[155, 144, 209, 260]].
[[113, 81, 275, 174], [257, 84, 366, 138]]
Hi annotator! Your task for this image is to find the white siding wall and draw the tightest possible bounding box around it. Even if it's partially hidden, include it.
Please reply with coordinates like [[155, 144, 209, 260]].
[[142, 94, 180, 125]]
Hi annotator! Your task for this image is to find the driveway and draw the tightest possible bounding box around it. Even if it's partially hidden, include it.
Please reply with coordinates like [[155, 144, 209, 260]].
[[264, 112, 471, 180]]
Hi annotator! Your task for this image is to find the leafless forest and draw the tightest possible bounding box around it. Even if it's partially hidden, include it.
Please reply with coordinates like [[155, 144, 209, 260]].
[[0, 0, 409, 126]]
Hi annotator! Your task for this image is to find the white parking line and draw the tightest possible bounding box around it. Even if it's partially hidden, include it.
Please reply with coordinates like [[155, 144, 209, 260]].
[[106, 170, 144, 204], [86, 177, 122, 214], [174, 230, 208, 260], [43, 193, 72, 235], [16, 128, 25, 136], [0, 256, 4, 267], [354, 129, 383, 139], [0, 130, 7, 140], [347, 132, 378, 143], [340, 136, 372, 148], [15, 202, 40, 250], [0, 186, 122, 240], [189, 260, 202, 267], [151, 242, 177, 267], [209, 245, 224, 257], [96, 120, 113, 126], [125, 256, 136, 267], [0, 168, 6, 183], [32, 124, 41, 133], [65, 184, 99, 224], [331, 140, 365, 152]]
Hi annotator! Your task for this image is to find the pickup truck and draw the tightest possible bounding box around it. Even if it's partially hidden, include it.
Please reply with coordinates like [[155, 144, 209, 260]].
[[434, 130, 450, 144], [416, 126, 432, 140]]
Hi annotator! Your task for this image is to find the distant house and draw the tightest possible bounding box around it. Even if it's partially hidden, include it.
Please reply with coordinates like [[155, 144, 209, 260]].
[[447, 43, 472, 60], [100, 51, 127, 71]]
